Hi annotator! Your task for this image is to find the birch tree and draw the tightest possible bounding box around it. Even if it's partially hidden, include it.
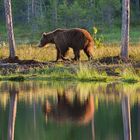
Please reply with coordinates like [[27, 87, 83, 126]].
[[4, 0, 16, 59], [121, 0, 130, 60]]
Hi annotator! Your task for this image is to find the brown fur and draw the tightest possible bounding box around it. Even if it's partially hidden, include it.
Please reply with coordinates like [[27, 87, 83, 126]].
[[38, 28, 94, 61]]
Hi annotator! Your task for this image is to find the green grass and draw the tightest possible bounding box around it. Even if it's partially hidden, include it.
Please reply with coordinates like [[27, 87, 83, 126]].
[[121, 67, 140, 83], [76, 64, 107, 82], [32, 64, 108, 82], [100, 27, 140, 44], [0, 64, 109, 82], [31, 66, 75, 81], [1, 44, 140, 62]]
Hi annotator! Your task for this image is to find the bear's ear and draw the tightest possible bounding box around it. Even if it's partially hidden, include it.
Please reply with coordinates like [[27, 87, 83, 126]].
[[42, 32, 47, 37]]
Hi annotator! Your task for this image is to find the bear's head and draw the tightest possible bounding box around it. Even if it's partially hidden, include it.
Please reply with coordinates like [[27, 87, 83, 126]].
[[38, 32, 54, 47], [38, 32, 48, 48]]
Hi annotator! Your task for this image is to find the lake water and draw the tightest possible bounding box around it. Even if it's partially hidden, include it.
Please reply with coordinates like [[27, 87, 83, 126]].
[[0, 81, 139, 140]]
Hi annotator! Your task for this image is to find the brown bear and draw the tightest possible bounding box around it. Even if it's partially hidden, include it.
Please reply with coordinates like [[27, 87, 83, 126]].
[[38, 28, 94, 61]]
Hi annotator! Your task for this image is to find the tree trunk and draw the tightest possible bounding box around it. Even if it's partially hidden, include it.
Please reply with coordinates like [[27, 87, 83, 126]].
[[136, 0, 140, 11], [121, 0, 130, 60], [27, 0, 30, 23], [32, 0, 35, 17], [4, 0, 16, 59], [52, 0, 58, 28]]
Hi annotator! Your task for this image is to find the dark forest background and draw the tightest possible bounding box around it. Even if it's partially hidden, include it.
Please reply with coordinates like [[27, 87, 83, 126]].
[[0, 0, 140, 43]]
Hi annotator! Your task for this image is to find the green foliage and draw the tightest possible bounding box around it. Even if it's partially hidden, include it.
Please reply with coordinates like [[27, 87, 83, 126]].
[[0, 0, 140, 32], [58, 1, 87, 27], [92, 27, 104, 48]]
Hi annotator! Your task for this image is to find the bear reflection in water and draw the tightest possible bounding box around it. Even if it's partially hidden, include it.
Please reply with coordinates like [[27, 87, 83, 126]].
[[43, 93, 94, 125]]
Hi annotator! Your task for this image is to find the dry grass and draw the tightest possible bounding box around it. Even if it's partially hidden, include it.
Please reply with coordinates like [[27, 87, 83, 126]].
[[0, 43, 140, 62]]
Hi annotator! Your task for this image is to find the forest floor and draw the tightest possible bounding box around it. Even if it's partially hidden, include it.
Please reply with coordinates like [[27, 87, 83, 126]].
[[0, 43, 140, 83]]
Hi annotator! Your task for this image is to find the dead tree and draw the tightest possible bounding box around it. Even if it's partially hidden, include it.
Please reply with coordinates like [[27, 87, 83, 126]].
[[121, 0, 130, 60], [4, 0, 16, 59]]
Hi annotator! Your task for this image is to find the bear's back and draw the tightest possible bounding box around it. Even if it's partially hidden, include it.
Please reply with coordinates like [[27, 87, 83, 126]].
[[53, 28, 92, 43]]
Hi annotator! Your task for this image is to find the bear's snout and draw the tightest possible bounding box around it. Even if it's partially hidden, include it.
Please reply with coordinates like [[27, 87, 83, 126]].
[[38, 43, 42, 48]]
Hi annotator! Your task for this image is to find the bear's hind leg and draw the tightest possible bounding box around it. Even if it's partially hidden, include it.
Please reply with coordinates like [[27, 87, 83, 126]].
[[63, 48, 70, 58], [84, 47, 93, 61]]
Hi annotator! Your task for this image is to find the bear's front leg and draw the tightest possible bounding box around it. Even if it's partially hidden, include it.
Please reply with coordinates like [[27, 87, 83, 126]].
[[56, 48, 63, 62], [61, 47, 71, 61], [73, 49, 80, 61]]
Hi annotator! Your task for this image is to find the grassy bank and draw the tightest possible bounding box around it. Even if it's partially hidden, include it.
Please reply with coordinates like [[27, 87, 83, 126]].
[[0, 64, 140, 84], [0, 44, 140, 83]]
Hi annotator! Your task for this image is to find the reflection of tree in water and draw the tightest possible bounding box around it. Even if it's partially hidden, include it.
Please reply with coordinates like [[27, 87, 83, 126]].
[[138, 101, 140, 140], [43, 91, 94, 125], [122, 95, 132, 140], [8, 85, 18, 140]]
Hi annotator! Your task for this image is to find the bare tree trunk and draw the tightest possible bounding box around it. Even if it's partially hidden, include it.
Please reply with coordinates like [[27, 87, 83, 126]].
[[4, 0, 16, 59], [121, 95, 132, 140], [121, 0, 130, 60], [32, 0, 35, 17], [41, 0, 47, 14], [31, 0, 36, 31], [8, 90, 18, 140], [31, 0, 39, 32], [136, 0, 140, 11], [53, 0, 58, 28], [27, 0, 30, 23], [39, 0, 43, 18]]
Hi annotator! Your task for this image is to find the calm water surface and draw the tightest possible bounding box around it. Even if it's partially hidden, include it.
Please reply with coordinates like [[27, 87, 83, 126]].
[[0, 81, 139, 140]]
